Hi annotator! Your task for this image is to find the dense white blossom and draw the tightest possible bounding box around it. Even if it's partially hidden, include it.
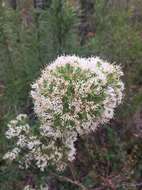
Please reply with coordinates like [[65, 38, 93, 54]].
[[4, 55, 124, 172], [31, 55, 124, 134]]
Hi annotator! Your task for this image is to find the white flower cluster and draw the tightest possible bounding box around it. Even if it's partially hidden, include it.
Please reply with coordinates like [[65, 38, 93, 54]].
[[4, 114, 77, 171], [31, 55, 124, 134], [4, 55, 124, 172]]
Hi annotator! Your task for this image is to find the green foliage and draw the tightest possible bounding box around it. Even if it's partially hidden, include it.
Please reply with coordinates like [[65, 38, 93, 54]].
[[88, 0, 142, 81], [38, 0, 79, 60], [0, 0, 79, 113], [86, 0, 142, 117]]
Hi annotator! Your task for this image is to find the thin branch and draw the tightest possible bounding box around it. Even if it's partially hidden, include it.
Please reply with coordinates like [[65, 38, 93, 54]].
[[117, 182, 142, 188], [51, 173, 88, 190], [69, 163, 77, 181]]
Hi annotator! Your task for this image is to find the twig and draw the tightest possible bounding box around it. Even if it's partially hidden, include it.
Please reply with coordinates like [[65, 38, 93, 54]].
[[51, 173, 88, 190], [69, 163, 77, 181], [117, 182, 142, 188]]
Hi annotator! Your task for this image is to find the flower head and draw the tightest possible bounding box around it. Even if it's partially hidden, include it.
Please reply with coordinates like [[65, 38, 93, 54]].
[[31, 55, 124, 135]]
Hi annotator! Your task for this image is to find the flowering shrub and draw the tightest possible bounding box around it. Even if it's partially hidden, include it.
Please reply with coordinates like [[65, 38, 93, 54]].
[[4, 55, 124, 172]]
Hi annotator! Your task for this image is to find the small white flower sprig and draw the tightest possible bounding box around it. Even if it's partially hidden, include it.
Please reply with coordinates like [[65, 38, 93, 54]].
[[4, 114, 76, 171], [4, 55, 124, 172]]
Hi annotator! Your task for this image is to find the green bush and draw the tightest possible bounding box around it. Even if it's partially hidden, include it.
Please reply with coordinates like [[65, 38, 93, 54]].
[[0, 0, 79, 114], [86, 0, 142, 117]]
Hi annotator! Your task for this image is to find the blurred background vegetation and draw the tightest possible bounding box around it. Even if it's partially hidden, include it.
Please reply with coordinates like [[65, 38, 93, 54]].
[[0, 0, 142, 189]]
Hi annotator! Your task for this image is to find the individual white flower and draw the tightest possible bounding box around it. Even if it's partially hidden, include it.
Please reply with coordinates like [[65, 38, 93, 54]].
[[16, 114, 28, 121], [23, 185, 35, 190], [27, 138, 41, 150], [17, 135, 27, 147], [3, 147, 20, 161], [103, 107, 114, 119]]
